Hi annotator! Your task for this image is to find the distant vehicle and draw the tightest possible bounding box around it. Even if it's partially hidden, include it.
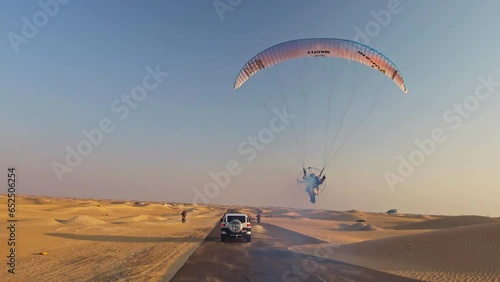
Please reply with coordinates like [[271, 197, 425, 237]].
[[356, 219, 366, 222], [386, 209, 398, 214], [220, 213, 251, 242]]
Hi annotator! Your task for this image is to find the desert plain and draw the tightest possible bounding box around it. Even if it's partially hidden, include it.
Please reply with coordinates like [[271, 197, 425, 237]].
[[0, 195, 499, 282]]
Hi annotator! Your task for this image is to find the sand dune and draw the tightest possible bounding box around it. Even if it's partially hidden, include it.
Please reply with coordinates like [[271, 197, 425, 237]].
[[57, 215, 109, 226], [266, 215, 429, 245], [0, 195, 224, 282], [262, 208, 500, 281], [19, 218, 61, 226], [360, 224, 381, 231], [346, 209, 366, 215], [293, 222, 500, 282], [113, 214, 168, 223], [394, 215, 500, 230], [2, 194, 498, 281], [262, 207, 437, 228], [348, 212, 435, 229], [338, 222, 384, 231], [260, 207, 366, 221]]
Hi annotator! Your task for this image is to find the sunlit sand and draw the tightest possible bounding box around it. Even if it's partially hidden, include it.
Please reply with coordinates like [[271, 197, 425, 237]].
[[0, 195, 223, 282], [1, 195, 499, 281]]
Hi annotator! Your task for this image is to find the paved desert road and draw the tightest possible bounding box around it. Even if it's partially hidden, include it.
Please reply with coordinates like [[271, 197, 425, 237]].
[[170, 222, 418, 282]]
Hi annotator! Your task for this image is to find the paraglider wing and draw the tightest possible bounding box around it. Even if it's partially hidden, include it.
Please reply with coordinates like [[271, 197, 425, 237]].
[[234, 38, 407, 93]]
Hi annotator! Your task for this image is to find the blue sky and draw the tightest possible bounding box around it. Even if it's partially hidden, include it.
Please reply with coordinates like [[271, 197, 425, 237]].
[[1, 1, 500, 216]]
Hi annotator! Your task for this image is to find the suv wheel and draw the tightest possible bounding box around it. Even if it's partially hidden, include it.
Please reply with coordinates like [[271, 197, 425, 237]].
[[245, 236, 251, 243], [221, 235, 226, 242]]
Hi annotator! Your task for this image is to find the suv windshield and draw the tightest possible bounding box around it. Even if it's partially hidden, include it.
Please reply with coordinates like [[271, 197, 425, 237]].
[[227, 216, 246, 222]]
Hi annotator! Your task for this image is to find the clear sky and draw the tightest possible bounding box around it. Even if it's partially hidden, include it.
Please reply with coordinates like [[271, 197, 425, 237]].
[[1, 1, 500, 216]]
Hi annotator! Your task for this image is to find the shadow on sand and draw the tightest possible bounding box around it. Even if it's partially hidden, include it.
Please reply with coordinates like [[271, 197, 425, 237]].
[[45, 233, 202, 243]]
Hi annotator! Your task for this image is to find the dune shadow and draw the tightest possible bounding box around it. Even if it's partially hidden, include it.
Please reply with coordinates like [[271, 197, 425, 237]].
[[218, 238, 250, 243], [45, 233, 202, 243], [248, 248, 359, 268], [337, 223, 349, 229], [110, 201, 127, 204], [392, 215, 500, 230], [261, 223, 328, 244], [248, 249, 299, 259]]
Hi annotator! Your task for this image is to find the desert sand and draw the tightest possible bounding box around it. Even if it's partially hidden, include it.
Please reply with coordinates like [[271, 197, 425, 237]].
[[0, 195, 223, 282], [266, 209, 500, 282], [1, 195, 499, 281]]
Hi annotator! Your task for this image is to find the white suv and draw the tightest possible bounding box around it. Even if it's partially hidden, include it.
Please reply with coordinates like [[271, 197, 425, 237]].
[[220, 213, 252, 242]]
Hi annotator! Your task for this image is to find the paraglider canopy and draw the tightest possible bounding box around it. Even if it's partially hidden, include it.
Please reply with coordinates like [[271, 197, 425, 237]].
[[234, 38, 407, 93], [232, 38, 408, 202]]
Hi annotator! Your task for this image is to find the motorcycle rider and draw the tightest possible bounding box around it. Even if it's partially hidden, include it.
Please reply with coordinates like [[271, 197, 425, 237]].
[[181, 210, 187, 223], [256, 212, 261, 224]]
